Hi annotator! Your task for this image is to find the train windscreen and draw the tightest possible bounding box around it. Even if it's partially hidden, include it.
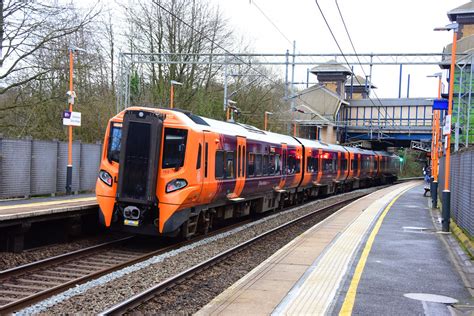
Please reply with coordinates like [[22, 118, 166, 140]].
[[121, 122, 151, 200]]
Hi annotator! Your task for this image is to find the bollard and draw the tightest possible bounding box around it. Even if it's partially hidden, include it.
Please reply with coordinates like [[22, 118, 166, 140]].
[[431, 179, 438, 208], [442, 190, 451, 232]]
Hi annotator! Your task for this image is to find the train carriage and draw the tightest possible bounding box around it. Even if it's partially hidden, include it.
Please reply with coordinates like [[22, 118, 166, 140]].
[[96, 107, 398, 238]]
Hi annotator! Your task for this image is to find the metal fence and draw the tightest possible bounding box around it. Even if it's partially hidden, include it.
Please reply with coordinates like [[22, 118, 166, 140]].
[[0, 138, 102, 198], [439, 149, 474, 237]]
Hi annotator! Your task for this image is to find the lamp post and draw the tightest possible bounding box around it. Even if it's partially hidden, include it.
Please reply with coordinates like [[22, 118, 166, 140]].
[[227, 100, 237, 122], [66, 46, 86, 195], [427, 72, 442, 208], [434, 22, 458, 232], [170, 80, 183, 109], [264, 111, 273, 131]]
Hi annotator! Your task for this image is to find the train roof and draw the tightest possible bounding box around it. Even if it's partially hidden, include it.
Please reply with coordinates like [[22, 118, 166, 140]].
[[295, 137, 346, 152], [200, 116, 300, 146], [117, 108, 399, 156]]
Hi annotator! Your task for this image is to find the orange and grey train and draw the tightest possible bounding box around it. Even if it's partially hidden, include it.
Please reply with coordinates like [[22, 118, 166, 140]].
[[96, 107, 399, 238]]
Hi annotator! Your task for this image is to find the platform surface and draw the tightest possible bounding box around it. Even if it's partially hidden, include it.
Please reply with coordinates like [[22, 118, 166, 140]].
[[0, 193, 97, 221], [197, 182, 472, 315]]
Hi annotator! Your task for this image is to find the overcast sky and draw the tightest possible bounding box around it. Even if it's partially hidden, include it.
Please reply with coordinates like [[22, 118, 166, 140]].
[[208, 0, 467, 98]]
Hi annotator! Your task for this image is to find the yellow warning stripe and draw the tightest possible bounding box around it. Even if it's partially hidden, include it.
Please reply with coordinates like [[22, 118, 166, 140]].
[[339, 188, 409, 316], [0, 197, 97, 211]]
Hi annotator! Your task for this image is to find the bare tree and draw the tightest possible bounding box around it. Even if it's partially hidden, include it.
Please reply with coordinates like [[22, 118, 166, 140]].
[[0, 0, 100, 94]]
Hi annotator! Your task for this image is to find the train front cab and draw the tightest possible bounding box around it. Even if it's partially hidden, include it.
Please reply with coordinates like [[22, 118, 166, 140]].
[[96, 107, 210, 237]]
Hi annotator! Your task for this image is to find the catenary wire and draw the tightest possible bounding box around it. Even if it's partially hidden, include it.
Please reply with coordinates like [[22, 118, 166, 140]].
[[334, 0, 396, 130], [315, 0, 400, 134]]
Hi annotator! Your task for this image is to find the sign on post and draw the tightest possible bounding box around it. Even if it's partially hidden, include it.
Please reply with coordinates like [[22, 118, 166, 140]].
[[63, 111, 81, 126], [433, 99, 448, 110], [443, 114, 451, 135]]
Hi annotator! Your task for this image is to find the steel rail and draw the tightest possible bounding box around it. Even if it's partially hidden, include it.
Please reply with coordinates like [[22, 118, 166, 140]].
[[0, 236, 134, 278], [0, 220, 250, 314], [99, 196, 361, 315]]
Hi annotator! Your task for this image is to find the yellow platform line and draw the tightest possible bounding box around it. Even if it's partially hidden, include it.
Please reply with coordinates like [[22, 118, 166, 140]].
[[277, 183, 416, 315], [0, 197, 97, 211], [339, 188, 409, 316]]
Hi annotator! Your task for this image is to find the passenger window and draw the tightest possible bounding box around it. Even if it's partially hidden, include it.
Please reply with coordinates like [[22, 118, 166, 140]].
[[263, 155, 269, 175], [255, 154, 263, 176], [215, 150, 224, 179], [269, 154, 275, 175], [341, 158, 347, 171], [225, 152, 235, 179], [308, 156, 319, 173], [275, 154, 281, 174], [352, 156, 358, 170], [162, 128, 188, 169], [248, 153, 255, 177]]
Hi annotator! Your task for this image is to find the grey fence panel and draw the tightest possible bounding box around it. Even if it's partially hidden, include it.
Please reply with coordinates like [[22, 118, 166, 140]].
[[56, 142, 81, 193], [80, 143, 101, 191], [0, 139, 32, 198], [31, 140, 58, 195], [439, 150, 474, 236]]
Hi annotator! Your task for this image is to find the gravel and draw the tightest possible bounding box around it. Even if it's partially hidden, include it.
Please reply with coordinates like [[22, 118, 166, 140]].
[[131, 201, 343, 314], [18, 187, 380, 314]]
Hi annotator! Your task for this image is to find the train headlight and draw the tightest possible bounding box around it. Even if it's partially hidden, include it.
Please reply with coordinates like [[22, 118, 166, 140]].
[[166, 179, 188, 193], [99, 170, 113, 186]]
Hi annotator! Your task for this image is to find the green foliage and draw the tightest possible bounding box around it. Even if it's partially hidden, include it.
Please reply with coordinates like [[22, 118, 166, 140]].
[[398, 148, 426, 178]]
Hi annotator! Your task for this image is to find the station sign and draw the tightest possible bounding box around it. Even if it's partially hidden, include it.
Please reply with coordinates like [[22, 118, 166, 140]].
[[443, 115, 451, 135], [433, 99, 448, 110], [63, 111, 82, 126]]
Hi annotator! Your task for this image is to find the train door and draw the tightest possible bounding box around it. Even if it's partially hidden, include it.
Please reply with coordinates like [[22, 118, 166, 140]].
[[200, 131, 218, 203], [336, 151, 341, 180], [278, 143, 287, 189], [230, 136, 246, 199], [316, 148, 323, 184], [195, 131, 205, 198]]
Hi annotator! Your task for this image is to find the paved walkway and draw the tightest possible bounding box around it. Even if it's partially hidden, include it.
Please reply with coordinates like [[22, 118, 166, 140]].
[[197, 182, 473, 315]]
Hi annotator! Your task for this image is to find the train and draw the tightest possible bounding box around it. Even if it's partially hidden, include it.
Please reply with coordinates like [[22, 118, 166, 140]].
[[96, 107, 399, 238]]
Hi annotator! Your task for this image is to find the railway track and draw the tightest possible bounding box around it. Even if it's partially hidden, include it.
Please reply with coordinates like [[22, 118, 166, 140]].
[[0, 221, 249, 314], [1, 187, 380, 314], [99, 197, 360, 315]]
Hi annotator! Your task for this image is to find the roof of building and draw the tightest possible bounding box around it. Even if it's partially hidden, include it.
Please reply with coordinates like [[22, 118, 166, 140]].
[[448, 1, 474, 21], [344, 75, 377, 89], [310, 60, 352, 75], [292, 84, 348, 123]]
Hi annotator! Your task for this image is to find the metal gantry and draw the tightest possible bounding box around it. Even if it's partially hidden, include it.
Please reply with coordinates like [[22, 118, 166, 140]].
[[116, 51, 457, 112], [453, 53, 474, 151], [115, 51, 472, 146]]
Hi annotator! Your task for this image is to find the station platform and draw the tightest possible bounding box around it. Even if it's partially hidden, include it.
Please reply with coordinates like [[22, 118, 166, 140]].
[[0, 194, 98, 252], [0, 193, 97, 223], [198, 182, 473, 315]]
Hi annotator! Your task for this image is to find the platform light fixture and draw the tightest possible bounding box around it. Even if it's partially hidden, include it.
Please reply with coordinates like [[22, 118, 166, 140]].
[[264, 111, 273, 131], [433, 22, 458, 232], [170, 80, 183, 109], [426, 72, 443, 208], [66, 45, 87, 195]]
